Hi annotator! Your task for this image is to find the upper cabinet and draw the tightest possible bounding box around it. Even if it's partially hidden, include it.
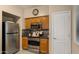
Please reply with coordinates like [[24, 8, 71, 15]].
[[25, 16, 49, 29], [25, 18, 31, 29], [40, 16, 49, 29], [31, 17, 41, 23]]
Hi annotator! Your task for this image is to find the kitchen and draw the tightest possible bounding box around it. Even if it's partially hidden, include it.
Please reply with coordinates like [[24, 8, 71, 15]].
[[0, 5, 79, 54]]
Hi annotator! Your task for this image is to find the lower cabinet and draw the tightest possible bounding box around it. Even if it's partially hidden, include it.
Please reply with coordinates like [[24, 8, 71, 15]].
[[22, 37, 49, 54], [22, 37, 28, 49], [40, 39, 49, 54]]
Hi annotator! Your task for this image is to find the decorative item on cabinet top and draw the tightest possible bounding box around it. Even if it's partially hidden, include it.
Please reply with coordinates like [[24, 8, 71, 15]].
[[32, 9, 39, 16]]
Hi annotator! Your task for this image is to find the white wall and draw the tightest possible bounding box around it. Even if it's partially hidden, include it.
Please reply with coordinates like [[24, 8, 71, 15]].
[[24, 6, 49, 18], [0, 5, 24, 53]]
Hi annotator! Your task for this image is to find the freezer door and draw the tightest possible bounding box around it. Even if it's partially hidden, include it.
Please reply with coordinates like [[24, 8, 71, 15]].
[[5, 21, 19, 33], [5, 34, 20, 54]]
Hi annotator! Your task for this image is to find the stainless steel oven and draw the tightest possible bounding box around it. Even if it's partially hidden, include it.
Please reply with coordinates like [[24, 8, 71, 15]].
[[28, 38, 40, 53]]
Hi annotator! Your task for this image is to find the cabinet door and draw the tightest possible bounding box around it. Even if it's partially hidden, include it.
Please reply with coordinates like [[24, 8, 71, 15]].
[[25, 19, 31, 29], [40, 39, 49, 53], [22, 37, 28, 49], [40, 16, 49, 29], [31, 17, 40, 23]]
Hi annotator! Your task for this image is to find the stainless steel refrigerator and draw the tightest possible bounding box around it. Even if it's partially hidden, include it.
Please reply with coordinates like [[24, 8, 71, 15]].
[[2, 21, 20, 54]]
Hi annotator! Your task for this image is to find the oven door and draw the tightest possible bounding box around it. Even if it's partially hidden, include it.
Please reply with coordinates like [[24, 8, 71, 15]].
[[28, 40, 40, 46], [28, 39, 40, 53]]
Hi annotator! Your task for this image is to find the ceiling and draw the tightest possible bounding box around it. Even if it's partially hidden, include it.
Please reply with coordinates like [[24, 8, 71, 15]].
[[18, 5, 42, 9], [17, 5, 49, 9]]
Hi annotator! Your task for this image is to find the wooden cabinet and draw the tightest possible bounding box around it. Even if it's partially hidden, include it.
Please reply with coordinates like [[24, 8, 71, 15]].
[[24, 16, 49, 53], [31, 17, 41, 23], [40, 39, 49, 53], [25, 19, 31, 29], [22, 37, 28, 49], [40, 16, 49, 29], [25, 16, 49, 29]]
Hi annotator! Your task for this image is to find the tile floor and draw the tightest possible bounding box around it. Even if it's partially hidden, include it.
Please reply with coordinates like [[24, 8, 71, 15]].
[[17, 50, 34, 54]]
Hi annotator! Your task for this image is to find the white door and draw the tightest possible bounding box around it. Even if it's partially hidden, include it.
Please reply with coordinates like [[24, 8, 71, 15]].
[[52, 11, 71, 54]]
